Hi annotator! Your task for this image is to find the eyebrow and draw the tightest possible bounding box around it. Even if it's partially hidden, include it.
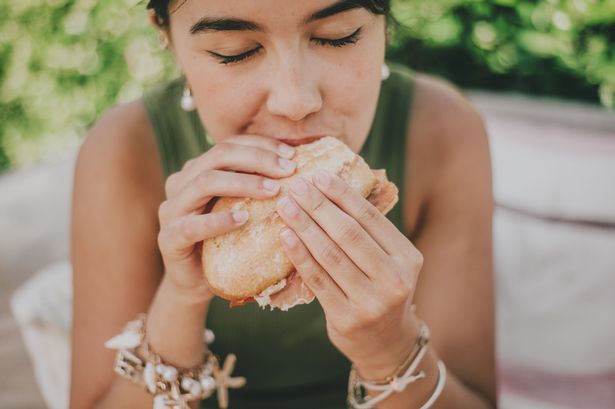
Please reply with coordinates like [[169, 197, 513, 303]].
[[189, 18, 262, 34], [305, 0, 364, 24], [189, 0, 364, 35]]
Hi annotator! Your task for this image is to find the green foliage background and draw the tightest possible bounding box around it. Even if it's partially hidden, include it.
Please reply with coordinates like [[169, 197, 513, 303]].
[[0, 0, 614, 171]]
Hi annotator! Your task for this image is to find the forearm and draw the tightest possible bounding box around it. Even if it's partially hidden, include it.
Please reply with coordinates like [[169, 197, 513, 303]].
[[92, 276, 211, 409]]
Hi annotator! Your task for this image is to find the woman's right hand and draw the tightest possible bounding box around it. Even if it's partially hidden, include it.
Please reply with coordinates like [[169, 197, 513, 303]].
[[156, 135, 297, 302]]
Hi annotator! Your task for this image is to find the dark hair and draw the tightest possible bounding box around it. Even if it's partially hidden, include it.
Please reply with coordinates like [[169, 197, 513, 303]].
[[147, 0, 390, 28]]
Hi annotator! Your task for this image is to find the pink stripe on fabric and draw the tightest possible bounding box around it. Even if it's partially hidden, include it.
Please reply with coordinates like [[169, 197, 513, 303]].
[[500, 362, 615, 409], [488, 118, 615, 155], [496, 203, 615, 230]]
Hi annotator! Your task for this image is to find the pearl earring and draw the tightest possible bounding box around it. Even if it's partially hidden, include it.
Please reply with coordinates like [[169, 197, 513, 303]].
[[381, 64, 390, 81], [181, 85, 196, 112]]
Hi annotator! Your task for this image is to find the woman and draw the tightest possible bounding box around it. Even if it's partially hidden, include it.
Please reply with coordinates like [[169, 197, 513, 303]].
[[70, 0, 496, 408]]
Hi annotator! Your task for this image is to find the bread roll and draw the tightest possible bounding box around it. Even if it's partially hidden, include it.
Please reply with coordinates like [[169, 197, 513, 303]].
[[201, 136, 399, 308]]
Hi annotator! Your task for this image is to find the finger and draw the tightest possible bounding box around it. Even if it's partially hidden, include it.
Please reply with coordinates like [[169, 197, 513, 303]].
[[286, 176, 388, 281], [166, 143, 296, 198], [160, 170, 281, 222], [158, 210, 249, 262], [312, 170, 409, 255], [276, 195, 372, 300], [224, 134, 296, 159], [278, 227, 347, 317]]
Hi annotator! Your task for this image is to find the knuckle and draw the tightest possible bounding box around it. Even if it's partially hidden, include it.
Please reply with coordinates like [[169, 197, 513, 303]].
[[214, 142, 232, 156], [305, 271, 328, 292], [157, 229, 168, 252], [414, 250, 424, 269], [203, 212, 228, 232], [178, 218, 196, 241], [361, 303, 388, 326], [337, 221, 362, 246], [182, 158, 195, 171], [223, 135, 240, 144], [165, 173, 179, 197], [357, 200, 380, 224], [388, 281, 411, 306], [158, 200, 171, 223], [328, 179, 350, 202], [320, 244, 344, 266], [310, 192, 327, 213], [337, 180, 352, 197], [336, 321, 355, 336], [195, 170, 215, 188], [255, 148, 270, 167], [405, 250, 424, 271], [339, 310, 379, 334]]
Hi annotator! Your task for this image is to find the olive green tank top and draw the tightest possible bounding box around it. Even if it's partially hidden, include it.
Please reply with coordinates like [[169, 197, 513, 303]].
[[142, 63, 414, 409]]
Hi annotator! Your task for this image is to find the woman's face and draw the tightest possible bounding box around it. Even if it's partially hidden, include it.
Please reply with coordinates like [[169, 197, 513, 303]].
[[164, 0, 386, 152]]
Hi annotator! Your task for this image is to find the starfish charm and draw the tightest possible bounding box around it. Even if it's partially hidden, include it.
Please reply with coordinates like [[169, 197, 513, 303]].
[[213, 353, 246, 409]]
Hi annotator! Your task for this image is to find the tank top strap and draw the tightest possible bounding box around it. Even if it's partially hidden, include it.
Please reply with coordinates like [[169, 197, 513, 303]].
[[142, 78, 211, 179]]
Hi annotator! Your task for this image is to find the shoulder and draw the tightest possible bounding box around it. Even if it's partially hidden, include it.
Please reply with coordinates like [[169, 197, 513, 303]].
[[75, 99, 165, 201], [404, 73, 492, 232], [410, 73, 489, 167], [77, 99, 160, 173]]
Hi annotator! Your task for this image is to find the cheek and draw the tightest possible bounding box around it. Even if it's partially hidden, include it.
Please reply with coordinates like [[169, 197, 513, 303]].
[[190, 69, 261, 138], [324, 56, 382, 150]]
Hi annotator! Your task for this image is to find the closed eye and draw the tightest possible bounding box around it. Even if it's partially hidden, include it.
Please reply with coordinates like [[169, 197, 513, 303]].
[[208, 46, 263, 65], [311, 26, 363, 47]]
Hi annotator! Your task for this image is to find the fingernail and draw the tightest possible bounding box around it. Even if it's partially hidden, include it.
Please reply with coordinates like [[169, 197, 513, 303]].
[[262, 179, 280, 194], [278, 144, 295, 159], [232, 210, 249, 223], [313, 170, 331, 188], [290, 177, 308, 196], [280, 228, 299, 247], [279, 157, 297, 172], [277, 196, 299, 216]]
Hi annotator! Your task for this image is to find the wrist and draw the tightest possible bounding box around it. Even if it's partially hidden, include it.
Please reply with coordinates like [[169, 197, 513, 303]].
[[145, 277, 212, 368], [354, 313, 422, 381], [161, 273, 215, 309]]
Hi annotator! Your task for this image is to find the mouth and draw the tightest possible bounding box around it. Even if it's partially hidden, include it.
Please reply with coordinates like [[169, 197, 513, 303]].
[[278, 135, 329, 146]]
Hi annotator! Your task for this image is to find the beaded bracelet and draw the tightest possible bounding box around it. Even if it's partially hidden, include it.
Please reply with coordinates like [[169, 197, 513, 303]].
[[104, 314, 246, 409]]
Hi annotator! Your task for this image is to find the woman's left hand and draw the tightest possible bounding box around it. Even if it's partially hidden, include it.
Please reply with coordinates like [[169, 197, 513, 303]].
[[276, 169, 424, 378]]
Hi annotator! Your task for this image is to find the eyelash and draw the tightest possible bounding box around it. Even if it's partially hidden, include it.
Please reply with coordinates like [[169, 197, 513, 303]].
[[209, 27, 363, 65]]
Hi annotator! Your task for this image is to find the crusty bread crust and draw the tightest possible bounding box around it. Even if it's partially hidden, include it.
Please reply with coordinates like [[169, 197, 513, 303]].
[[201, 136, 397, 302]]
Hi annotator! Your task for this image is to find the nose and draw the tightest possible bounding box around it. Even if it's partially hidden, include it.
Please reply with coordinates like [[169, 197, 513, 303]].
[[266, 54, 323, 121]]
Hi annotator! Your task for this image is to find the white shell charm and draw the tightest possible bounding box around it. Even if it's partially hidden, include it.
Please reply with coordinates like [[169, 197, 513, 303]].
[[104, 330, 141, 350], [144, 362, 157, 394], [161, 365, 179, 382], [153, 394, 173, 409], [181, 377, 203, 396], [200, 375, 216, 393], [204, 329, 215, 345]]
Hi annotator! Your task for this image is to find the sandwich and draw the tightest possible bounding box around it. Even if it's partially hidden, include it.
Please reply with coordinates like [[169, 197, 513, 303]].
[[201, 136, 399, 310]]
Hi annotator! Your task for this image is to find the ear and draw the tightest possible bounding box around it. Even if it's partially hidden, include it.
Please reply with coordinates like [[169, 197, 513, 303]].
[[148, 10, 173, 52]]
